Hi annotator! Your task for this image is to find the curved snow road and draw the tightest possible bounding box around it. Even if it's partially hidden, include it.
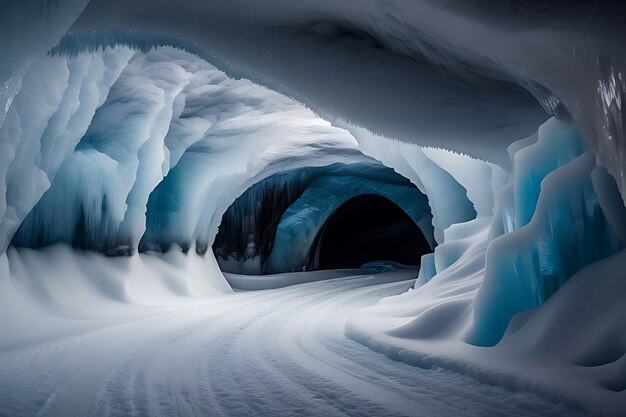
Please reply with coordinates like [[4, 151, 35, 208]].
[[0, 271, 582, 417]]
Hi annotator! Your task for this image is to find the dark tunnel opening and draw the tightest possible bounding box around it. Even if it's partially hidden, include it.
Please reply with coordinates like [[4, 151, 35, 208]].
[[307, 194, 432, 270]]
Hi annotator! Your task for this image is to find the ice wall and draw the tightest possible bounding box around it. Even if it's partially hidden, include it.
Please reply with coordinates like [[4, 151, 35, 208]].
[[12, 49, 191, 252], [470, 121, 625, 346], [0, 1, 88, 127], [7, 47, 361, 256], [347, 118, 626, 414], [349, 117, 625, 350], [5, 45, 477, 269], [1, 48, 134, 253]]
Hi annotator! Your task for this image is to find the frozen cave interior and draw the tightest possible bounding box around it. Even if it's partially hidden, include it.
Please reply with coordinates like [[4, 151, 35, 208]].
[[2, 2, 626, 416]]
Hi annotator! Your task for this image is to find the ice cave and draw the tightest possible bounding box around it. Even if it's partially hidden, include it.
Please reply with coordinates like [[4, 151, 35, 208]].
[[1, 1, 626, 416]]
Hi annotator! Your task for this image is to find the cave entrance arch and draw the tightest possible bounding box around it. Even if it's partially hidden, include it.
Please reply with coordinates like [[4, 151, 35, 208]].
[[307, 194, 431, 270]]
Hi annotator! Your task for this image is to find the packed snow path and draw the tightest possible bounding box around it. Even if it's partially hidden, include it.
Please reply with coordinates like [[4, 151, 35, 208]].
[[0, 271, 582, 417]]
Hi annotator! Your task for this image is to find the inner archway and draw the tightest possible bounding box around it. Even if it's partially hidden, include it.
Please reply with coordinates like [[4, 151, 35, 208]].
[[307, 194, 432, 270]]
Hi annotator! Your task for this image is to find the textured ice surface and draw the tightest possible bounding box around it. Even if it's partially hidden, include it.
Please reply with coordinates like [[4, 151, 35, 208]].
[[10, 0, 620, 198], [7, 47, 362, 255], [0, 1, 88, 127], [472, 121, 625, 345], [3, 1, 626, 202], [5, 46, 478, 269], [0, 48, 133, 252]]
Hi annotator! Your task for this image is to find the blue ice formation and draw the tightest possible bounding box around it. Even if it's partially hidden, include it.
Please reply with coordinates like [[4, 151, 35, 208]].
[[470, 119, 625, 346], [343, 117, 626, 348]]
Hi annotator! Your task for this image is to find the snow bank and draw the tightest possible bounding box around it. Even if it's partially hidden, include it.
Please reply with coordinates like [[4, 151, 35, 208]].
[[0, 244, 230, 350], [348, 249, 626, 416]]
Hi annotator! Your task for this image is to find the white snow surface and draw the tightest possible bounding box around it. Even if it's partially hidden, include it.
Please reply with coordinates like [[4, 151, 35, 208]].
[[0, 256, 583, 417], [224, 269, 378, 291], [347, 249, 626, 417]]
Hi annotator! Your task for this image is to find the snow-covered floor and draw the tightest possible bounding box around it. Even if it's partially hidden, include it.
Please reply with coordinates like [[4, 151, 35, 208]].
[[0, 270, 583, 417]]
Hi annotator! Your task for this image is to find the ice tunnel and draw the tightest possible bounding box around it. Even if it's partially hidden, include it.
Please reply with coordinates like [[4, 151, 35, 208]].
[[2, 2, 626, 416], [213, 162, 436, 275], [307, 194, 431, 270]]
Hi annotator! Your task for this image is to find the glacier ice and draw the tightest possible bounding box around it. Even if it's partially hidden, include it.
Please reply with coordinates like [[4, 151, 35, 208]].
[[471, 121, 625, 346], [0, 22, 624, 414], [0, 1, 88, 128], [349, 118, 625, 346], [13, 50, 191, 252]]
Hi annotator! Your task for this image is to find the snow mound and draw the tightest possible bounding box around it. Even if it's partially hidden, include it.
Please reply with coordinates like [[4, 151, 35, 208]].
[[0, 243, 230, 350]]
